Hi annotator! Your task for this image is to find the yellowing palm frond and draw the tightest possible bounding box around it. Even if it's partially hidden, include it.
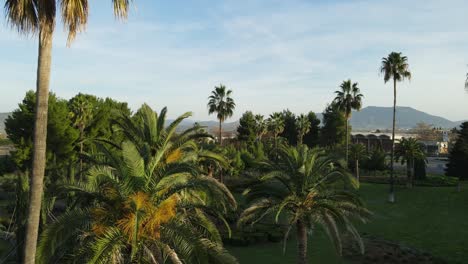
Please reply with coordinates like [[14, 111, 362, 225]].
[[166, 148, 183, 164]]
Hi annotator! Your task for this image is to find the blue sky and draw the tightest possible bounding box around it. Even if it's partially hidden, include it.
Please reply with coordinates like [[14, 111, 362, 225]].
[[1, 0, 468, 121]]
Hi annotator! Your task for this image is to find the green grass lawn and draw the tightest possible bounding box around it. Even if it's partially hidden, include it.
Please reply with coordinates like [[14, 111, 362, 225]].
[[228, 183, 468, 264]]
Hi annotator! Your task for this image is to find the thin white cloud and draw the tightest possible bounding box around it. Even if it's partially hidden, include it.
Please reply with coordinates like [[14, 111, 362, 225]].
[[1, 0, 468, 122]]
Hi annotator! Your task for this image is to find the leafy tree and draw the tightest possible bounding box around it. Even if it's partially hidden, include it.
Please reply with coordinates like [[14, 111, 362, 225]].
[[267, 112, 285, 150], [362, 148, 387, 172], [5, 91, 78, 174], [333, 80, 363, 163], [4, 1, 134, 261], [295, 114, 310, 145], [395, 137, 425, 188], [412, 122, 440, 141], [37, 105, 238, 263], [320, 103, 347, 148], [302, 111, 320, 148], [239, 145, 371, 264], [237, 111, 257, 143], [279, 110, 297, 145], [349, 143, 368, 183], [414, 158, 427, 180], [208, 84, 236, 145], [446, 122, 468, 185], [380, 51, 411, 203]]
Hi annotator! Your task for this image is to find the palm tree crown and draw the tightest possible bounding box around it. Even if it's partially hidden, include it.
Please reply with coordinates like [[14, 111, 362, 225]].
[[239, 145, 371, 264], [395, 137, 426, 188], [5, 0, 129, 42], [380, 52, 411, 83], [38, 105, 238, 263], [295, 114, 310, 146], [207, 84, 235, 123], [207, 84, 235, 144], [333, 80, 363, 120]]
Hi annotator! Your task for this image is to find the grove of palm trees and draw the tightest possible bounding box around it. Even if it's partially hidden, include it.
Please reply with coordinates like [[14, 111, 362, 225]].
[[1, 2, 467, 264]]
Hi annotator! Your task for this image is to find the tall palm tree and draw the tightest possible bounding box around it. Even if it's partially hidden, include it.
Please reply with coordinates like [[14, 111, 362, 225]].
[[380, 52, 411, 202], [4, 1, 133, 262], [295, 114, 310, 145], [37, 106, 238, 263], [395, 137, 426, 188], [333, 80, 364, 163], [239, 145, 371, 264], [267, 112, 285, 150], [207, 84, 236, 145], [349, 143, 368, 183]]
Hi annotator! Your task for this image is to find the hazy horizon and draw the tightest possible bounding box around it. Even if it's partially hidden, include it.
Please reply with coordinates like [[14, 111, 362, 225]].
[[1, 0, 468, 121]]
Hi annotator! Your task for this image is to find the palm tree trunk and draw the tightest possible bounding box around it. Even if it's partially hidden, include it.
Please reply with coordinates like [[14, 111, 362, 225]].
[[79, 129, 83, 181], [356, 159, 360, 183], [219, 119, 222, 145], [296, 220, 308, 264], [389, 78, 397, 203], [274, 134, 278, 151], [23, 26, 53, 264], [165, 245, 183, 264], [410, 159, 414, 188], [346, 117, 349, 164], [406, 161, 412, 188]]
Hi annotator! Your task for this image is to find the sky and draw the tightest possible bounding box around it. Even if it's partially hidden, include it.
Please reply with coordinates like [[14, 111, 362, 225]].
[[1, 0, 468, 121]]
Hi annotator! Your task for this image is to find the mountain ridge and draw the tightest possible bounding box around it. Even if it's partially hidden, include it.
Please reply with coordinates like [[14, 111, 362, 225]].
[[1, 106, 465, 135]]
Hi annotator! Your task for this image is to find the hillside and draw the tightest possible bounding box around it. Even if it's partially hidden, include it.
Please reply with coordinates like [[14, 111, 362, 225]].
[[0, 113, 10, 135], [349, 106, 462, 130], [1, 106, 463, 136], [175, 106, 463, 132]]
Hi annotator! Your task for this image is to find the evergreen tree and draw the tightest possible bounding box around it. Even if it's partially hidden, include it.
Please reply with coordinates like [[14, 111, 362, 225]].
[[446, 122, 468, 181], [237, 111, 257, 143], [279, 110, 297, 145], [319, 103, 347, 148], [5, 91, 79, 175], [303, 111, 320, 148]]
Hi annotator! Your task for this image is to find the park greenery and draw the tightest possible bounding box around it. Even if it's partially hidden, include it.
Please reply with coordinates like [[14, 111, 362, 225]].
[[0, 80, 466, 263], [1, 2, 466, 262]]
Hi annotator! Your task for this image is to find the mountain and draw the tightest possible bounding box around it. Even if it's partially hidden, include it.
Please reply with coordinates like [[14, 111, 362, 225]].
[[1, 106, 463, 136], [348, 106, 462, 130], [170, 119, 239, 133], [0, 113, 10, 135], [173, 106, 463, 132]]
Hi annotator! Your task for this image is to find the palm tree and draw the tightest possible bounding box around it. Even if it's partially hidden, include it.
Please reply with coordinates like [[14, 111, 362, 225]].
[[37, 106, 238, 263], [349, 143, 368, 183], [333, 80, 364, 163], [254, 114, 267, 141], [69, 94, 94, 180], [267, 112, 285, 150], [239, 145, 371, 264], [380, 52, 411, 202], [295, 114, 310, 145], [395, 137, 426, 188], [4, 1, 133, 262], [207, 85, 236, 145]]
